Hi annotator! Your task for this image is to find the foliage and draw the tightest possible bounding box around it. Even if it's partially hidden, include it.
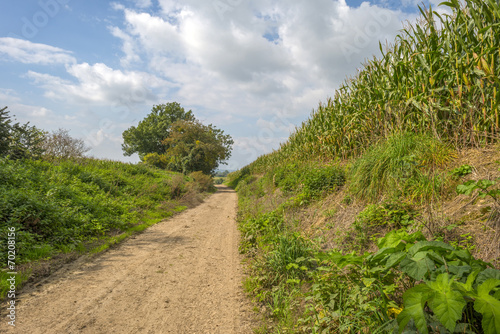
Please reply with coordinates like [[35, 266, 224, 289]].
[[41, 128, 90, 160], [226, 166, 252, 189], [0, 106, 11, 154], [451, 164, 473, 179], [121, 102, 195, 159], [0, 106, 46, 159], [142, 152, 169, 169], [161, 119, 233, 175], [248, 0, 500, 173], [0, 156, 210, 295], [188, 171, 215, 192], [232, 155, 500, 333], [349, 133, 453, 202], [349, 202, 419, 250], [456, 169, 500, 229], [457, 178, 500, 203], [272, 163, 345, 200]]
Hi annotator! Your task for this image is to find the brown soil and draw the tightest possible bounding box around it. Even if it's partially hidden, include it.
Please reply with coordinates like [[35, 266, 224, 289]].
[[2, 185, 254, 334]]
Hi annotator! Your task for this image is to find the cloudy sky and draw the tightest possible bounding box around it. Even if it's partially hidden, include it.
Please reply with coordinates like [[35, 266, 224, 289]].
[[0, 0, 445, 169]]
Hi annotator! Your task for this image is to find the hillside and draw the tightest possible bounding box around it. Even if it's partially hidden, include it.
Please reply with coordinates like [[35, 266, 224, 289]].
[[227, 1, 500, 333], [0, 157, 214, 299]]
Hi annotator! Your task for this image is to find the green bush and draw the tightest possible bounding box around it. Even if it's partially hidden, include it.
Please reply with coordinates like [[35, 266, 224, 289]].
[[302, 165, 345, 197], [189, 171, 215, 192], [226, 166, 251, 189], [273, 163, 345, 198]]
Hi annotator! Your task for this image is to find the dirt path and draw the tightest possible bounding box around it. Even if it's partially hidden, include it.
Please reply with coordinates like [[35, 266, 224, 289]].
[[3, 185, 253, 333]]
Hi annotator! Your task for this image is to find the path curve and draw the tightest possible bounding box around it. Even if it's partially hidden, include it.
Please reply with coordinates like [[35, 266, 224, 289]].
[[4, 185, 252, 334]]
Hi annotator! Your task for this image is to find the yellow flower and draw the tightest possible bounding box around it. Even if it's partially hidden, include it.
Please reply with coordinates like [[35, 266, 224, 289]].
[[388, 307, 403, 317]]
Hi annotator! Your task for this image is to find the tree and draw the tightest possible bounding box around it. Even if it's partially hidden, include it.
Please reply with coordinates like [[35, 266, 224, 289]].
[[41, 128, 90, 160], [162, 119, 233, 175], [0, 106, 12, 154], [0, 106, 45, 159], [122, 102, 195, 159], [9, 123, 46, 160]]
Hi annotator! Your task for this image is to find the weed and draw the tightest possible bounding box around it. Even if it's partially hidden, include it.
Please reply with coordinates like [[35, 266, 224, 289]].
[[451, 164, 473, 179]]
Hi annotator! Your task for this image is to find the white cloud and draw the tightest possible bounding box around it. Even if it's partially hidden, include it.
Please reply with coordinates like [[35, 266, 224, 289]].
[[27, 63, 169, 107], [109, 26, 141, 67], [0, 38, 76, 65], [3, 1, 440, 168], [108, 0, 405, 121]]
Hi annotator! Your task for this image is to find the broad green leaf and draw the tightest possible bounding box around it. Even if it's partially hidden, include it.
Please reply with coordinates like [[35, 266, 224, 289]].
[[408, 241, 455, 257], [446, 249, 472, 264], [368, 247, 399, 264], [476, 269, 500, 286], [377, 229, 425, 249], [427, 274, 467, 332], [474, 279, 500, 334], [384, 252, 407, 270], [377, 229, 410, 249], [457, 181, 478, 195], [446, 265, 472, 279], [398, 284, 432, 334], [400, 251, 435, 280]]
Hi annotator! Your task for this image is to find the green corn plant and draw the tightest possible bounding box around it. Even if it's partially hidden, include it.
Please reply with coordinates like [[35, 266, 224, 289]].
[[246, 0, 500, 172]]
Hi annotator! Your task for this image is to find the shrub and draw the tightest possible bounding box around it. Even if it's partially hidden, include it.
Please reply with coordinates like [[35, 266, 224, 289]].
[[273, 163, 345, 197], [143, 152, 169, 169], [189, 171, 215, 192]]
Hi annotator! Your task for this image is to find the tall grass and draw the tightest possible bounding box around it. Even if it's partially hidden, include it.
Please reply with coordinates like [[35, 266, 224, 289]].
[[349, 132, 454, 202], [250, 0, 500, 173]]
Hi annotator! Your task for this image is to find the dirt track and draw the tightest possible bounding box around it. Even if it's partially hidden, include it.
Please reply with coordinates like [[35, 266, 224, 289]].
[[4, 185, 253, 333]]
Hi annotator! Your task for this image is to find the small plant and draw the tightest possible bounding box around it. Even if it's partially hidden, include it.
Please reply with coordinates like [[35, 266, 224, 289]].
[[451, 164, 473, 179], [457, 178, 500, 203], [457, 170, 500, 228]]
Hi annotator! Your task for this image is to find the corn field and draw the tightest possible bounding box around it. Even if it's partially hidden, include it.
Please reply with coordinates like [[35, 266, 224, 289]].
[[251, 0, 500, 173]]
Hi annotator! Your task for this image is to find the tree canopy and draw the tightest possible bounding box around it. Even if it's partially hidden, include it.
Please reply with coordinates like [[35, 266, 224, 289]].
[[0, 106, 45, 159], [41, 128, 90, 160], [123, 102, 233, 175], [122, 102, 194, 159], [162, 119, 233, 175]]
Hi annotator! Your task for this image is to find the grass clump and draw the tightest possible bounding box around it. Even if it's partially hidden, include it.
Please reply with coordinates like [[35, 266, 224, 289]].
[[349, 132, 454, 203]]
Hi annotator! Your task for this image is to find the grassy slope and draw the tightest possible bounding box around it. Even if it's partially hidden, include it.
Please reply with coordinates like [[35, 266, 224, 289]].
[[230, 139, 500, 334], [0, 157, 210, 298], [228, 1, 500, 333]]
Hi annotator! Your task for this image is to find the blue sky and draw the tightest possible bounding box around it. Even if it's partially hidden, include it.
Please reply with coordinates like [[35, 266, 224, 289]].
[[0, 0, 446, 169]]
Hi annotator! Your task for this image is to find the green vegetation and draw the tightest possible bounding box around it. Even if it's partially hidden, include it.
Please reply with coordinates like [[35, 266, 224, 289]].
[[228, 1, 500, 333], [349, 133, 453, 203], [122, 102, 195, 159], [230, 150, 500, 333], [160, 119, 233, 175], [0, 157, 209, 298], [0, 107, 45, 160], [0, 106, 224, 299], [123, 102, 233, 175], [252, 0, 500, 171]]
